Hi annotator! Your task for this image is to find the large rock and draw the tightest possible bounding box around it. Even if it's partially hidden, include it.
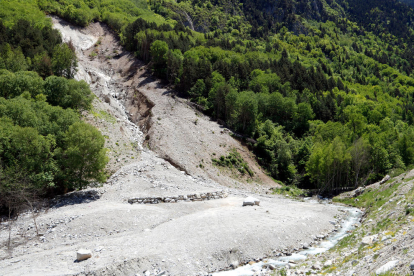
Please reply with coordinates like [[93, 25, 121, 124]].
[[324, 260, 333, 267], [361, 235, 378, 246], [352, 187, 365, 197], [380, 175, 391, 184], [312, 262, 322, 270], [243, 197, 260, 206], [76, 249, 92, 261], [375, 260, 399, 275]]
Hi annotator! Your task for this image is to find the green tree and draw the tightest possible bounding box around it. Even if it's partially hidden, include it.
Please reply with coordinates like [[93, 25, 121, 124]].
[[166, 49, 183, 84], [235, 91, 258, 133], [52, 43, 77, 78], [150, 40, 169, 76], [189, 79, 205, 100], [59, 122, 108, 190], [294, 102, 315, 136]]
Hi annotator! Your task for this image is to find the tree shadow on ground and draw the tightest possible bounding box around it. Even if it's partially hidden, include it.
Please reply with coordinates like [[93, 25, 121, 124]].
[[49, 190, 100, 209]]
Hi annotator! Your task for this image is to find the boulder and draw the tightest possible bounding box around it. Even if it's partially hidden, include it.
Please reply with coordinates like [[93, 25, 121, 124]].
[[230, 260, 239, 268], [375, 260, 399, 275], [76, 249, 92, 261], [353, 187, 365, 197], [324, 260, 333, 267], [312, 262, 321, 270], [410, 260, 414, 270], [361, 235, 378, 245], [380, 175, 391, 184], [243, 197, 260, 206], [268, 264, 276, 270]]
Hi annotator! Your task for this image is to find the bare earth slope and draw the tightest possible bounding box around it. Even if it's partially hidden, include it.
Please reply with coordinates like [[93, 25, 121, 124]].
[[0, 18, 341, 276]]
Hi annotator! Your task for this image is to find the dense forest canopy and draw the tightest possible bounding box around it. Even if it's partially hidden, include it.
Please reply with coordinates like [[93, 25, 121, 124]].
[[0, 5, 108, 214], [2, 0, 414, 197], [129, 0, 414, 192]]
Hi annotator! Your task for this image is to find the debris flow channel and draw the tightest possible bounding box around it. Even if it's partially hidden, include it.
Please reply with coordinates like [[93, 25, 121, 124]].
[[214, 202, 363, 275]]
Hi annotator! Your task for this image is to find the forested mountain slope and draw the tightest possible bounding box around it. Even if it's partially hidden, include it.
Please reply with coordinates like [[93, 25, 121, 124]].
[[2, 0, 414, 196], [0, 3, 108, 214]]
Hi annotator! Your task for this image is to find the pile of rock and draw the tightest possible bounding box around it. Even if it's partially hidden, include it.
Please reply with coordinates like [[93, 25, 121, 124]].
[[128, 190, 228, 204]]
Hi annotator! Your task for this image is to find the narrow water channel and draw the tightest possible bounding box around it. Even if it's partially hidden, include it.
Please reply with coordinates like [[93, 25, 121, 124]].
[[214, 201, 363, 276]]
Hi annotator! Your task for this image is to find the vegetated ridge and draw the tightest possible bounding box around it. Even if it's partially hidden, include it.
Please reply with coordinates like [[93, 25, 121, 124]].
[[30, 0, 414, 193]]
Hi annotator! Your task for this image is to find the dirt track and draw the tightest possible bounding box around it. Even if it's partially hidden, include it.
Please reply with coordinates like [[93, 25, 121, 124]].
[[0, 17, 341, 276]]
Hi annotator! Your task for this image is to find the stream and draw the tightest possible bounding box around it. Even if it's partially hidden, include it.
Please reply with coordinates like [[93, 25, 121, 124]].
[[213, 201, 363, 276]]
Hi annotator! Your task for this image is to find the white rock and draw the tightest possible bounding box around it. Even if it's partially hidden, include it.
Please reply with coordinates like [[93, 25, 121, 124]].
[[230, 260, 239, 268], [312, 263, 321, 270], [324, 260, 333, 267], [380, 175, 390, 184], [243, 197, 260, 206], [375, 260, 399, 275], [361, 235, 377, 245], [76, 249, 92, 261]]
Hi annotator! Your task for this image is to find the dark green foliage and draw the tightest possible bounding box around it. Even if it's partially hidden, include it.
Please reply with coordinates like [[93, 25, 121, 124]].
[[51, 43, 77, 79], [0, 14, 107, 213], [0, 70, 93, 110], [5, 0, 414, 193], [150, 40, 169, 76], [56, 122, 108, 190], [119, 0, 414, 190], [0, 18, 77, 78], [212, 149, 254, 176], [0, 92, 106, 196], [44, 76, 93, 110]]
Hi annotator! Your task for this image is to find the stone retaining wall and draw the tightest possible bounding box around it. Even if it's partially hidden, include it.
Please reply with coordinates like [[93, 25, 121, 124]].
[[128, 190, 228, 204]]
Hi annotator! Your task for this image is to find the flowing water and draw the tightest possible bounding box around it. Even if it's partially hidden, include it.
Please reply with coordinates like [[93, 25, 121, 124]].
[[214, 201, 363, 276]]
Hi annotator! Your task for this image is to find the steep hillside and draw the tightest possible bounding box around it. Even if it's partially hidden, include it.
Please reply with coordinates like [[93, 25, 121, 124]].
[[285, 169, 414, 275], [3, 0, 413, 192], [139, 0, 414, 191]]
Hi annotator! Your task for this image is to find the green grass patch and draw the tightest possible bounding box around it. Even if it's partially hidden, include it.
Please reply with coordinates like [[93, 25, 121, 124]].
[[91, 109, 116, 124], [272, 184, 305, 198], [333, 181, 401, 210]]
